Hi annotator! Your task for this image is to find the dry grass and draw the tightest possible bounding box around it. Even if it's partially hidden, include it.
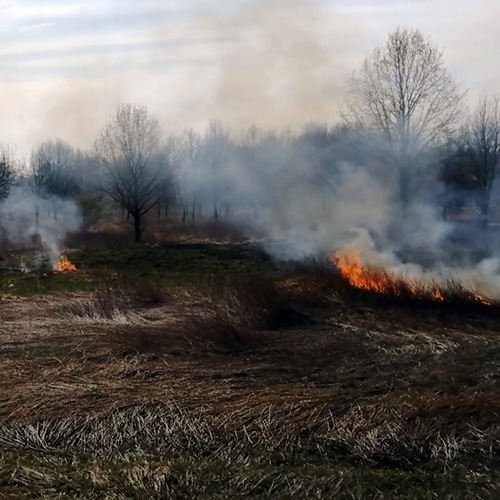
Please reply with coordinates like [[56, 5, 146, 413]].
[[142, 218, 261, 244], [120, 279, 168, 306], [65, 217, 262, 250], [178, 275, 312, 331], [61, 290, 149, 325], [0, 266, 499, 497]]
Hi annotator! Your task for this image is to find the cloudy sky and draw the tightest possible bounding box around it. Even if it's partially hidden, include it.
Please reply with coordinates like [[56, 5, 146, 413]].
[[0, 0, 498, 155]]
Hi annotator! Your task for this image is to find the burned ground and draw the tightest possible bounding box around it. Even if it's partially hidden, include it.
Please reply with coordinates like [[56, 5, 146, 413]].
[[0, 242, 498, 498]]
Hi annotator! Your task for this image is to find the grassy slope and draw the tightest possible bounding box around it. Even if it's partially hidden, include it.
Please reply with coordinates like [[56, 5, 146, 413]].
[[0, 242, 498, 498]]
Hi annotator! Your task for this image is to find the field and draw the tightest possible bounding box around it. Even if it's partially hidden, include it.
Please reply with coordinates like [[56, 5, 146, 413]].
[[0, 235, 499, 498]]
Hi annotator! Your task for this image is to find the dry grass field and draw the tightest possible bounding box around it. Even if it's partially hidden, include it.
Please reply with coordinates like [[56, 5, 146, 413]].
[[0, 240, 498, 498]]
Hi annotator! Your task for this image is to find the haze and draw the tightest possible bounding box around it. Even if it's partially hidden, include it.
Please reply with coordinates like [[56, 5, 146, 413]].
[[1, 0, 498, 155]]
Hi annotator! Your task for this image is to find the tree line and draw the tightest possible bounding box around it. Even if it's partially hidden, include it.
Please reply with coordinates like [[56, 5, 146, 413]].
[[0, 26, 499, 243]]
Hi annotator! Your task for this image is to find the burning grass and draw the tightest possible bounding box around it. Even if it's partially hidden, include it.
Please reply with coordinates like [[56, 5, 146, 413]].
[[54, 253, 77, 273], [1, 243, 500, 497], [332, 249, 496, 307]]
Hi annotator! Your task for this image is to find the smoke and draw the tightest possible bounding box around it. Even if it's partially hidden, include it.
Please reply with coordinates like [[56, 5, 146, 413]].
[[2, 0, 500, 155], [2, 0, 500, 297], [0, 0, 365, 154], [265, 147, 500, 299], [0, 184, 81, 267], [167, 117, 500, 299], [195, 0, 357, 132], [266, 162, 392, 258]]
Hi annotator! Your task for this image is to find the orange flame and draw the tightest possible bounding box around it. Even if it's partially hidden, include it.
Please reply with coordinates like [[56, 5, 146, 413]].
[[332, 251, 400, 294], [332, 250, 490, 305], [55, 254, 77, 273]]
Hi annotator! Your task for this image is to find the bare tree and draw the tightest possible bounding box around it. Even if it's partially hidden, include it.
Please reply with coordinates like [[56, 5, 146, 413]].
[[343, 27, 464, 207], [463, 95, 500, 231], [0, 146, 16, 201], [94, 104, 161, 242], [203, 121, 230, 219], [29, 140, 81, 222], [29, 147, 49, 229], [174, 129, 203, 223]]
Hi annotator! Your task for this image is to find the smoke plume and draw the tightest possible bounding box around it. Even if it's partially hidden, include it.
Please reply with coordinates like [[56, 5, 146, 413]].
[[0, 184, 81, 267]]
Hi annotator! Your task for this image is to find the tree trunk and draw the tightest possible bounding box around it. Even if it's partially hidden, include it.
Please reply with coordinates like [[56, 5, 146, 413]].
[[134, 214, 142, 243], [213, 205, 218, 219]]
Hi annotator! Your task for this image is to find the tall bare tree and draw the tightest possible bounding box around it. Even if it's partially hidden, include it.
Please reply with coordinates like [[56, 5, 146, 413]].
[[29, 140, 81, 222], [94, 104, 161, 242], [463, 95, 500, 230], [153, 146, 176, 220], [0, 146, 15, 201], [204, 121, 230, 219], [343, 27, 464, 207], [174, 129, 203, 223]]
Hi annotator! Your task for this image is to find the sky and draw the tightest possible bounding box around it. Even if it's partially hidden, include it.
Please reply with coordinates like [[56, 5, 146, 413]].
[[0, 0, 499, 156]]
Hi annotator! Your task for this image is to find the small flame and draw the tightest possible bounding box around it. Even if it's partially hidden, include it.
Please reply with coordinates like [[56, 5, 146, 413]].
[[55, 254, 77, 273], [332, 250, 491, 305], [431, 290, 444, 302]]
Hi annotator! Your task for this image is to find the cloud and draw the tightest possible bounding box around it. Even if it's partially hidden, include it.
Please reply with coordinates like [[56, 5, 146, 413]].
[[0, 0, 499, 155]]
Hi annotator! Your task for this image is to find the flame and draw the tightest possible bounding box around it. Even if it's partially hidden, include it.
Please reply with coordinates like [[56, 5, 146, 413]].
[[332, 250, 490, 305], [332, 251, 400, 294], [55, 254, 77, 273]]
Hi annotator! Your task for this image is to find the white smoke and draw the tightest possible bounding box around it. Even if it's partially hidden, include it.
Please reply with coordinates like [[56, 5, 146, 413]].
[[0, 184, 81, 267]]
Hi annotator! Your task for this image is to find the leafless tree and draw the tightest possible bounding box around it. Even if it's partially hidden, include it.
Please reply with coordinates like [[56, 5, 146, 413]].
[[43, 140, 79, 197], [173, 129, 203, 223], [343, 27, 465, 207], [152, 144, 176, 220], [94, 104, 161, 242], [29, 148, 48, 228], [29, 140, 81, 222], [0, 146, 15, 246], [204, 121, 230, 219], [463, 95, 500, 230], [0, 146, 16, 201]]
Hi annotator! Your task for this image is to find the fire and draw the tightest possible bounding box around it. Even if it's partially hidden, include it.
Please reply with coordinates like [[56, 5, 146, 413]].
[[55, 254, 77, 273], [332, 251, 401, 295], [332, 250, 490, 305]]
